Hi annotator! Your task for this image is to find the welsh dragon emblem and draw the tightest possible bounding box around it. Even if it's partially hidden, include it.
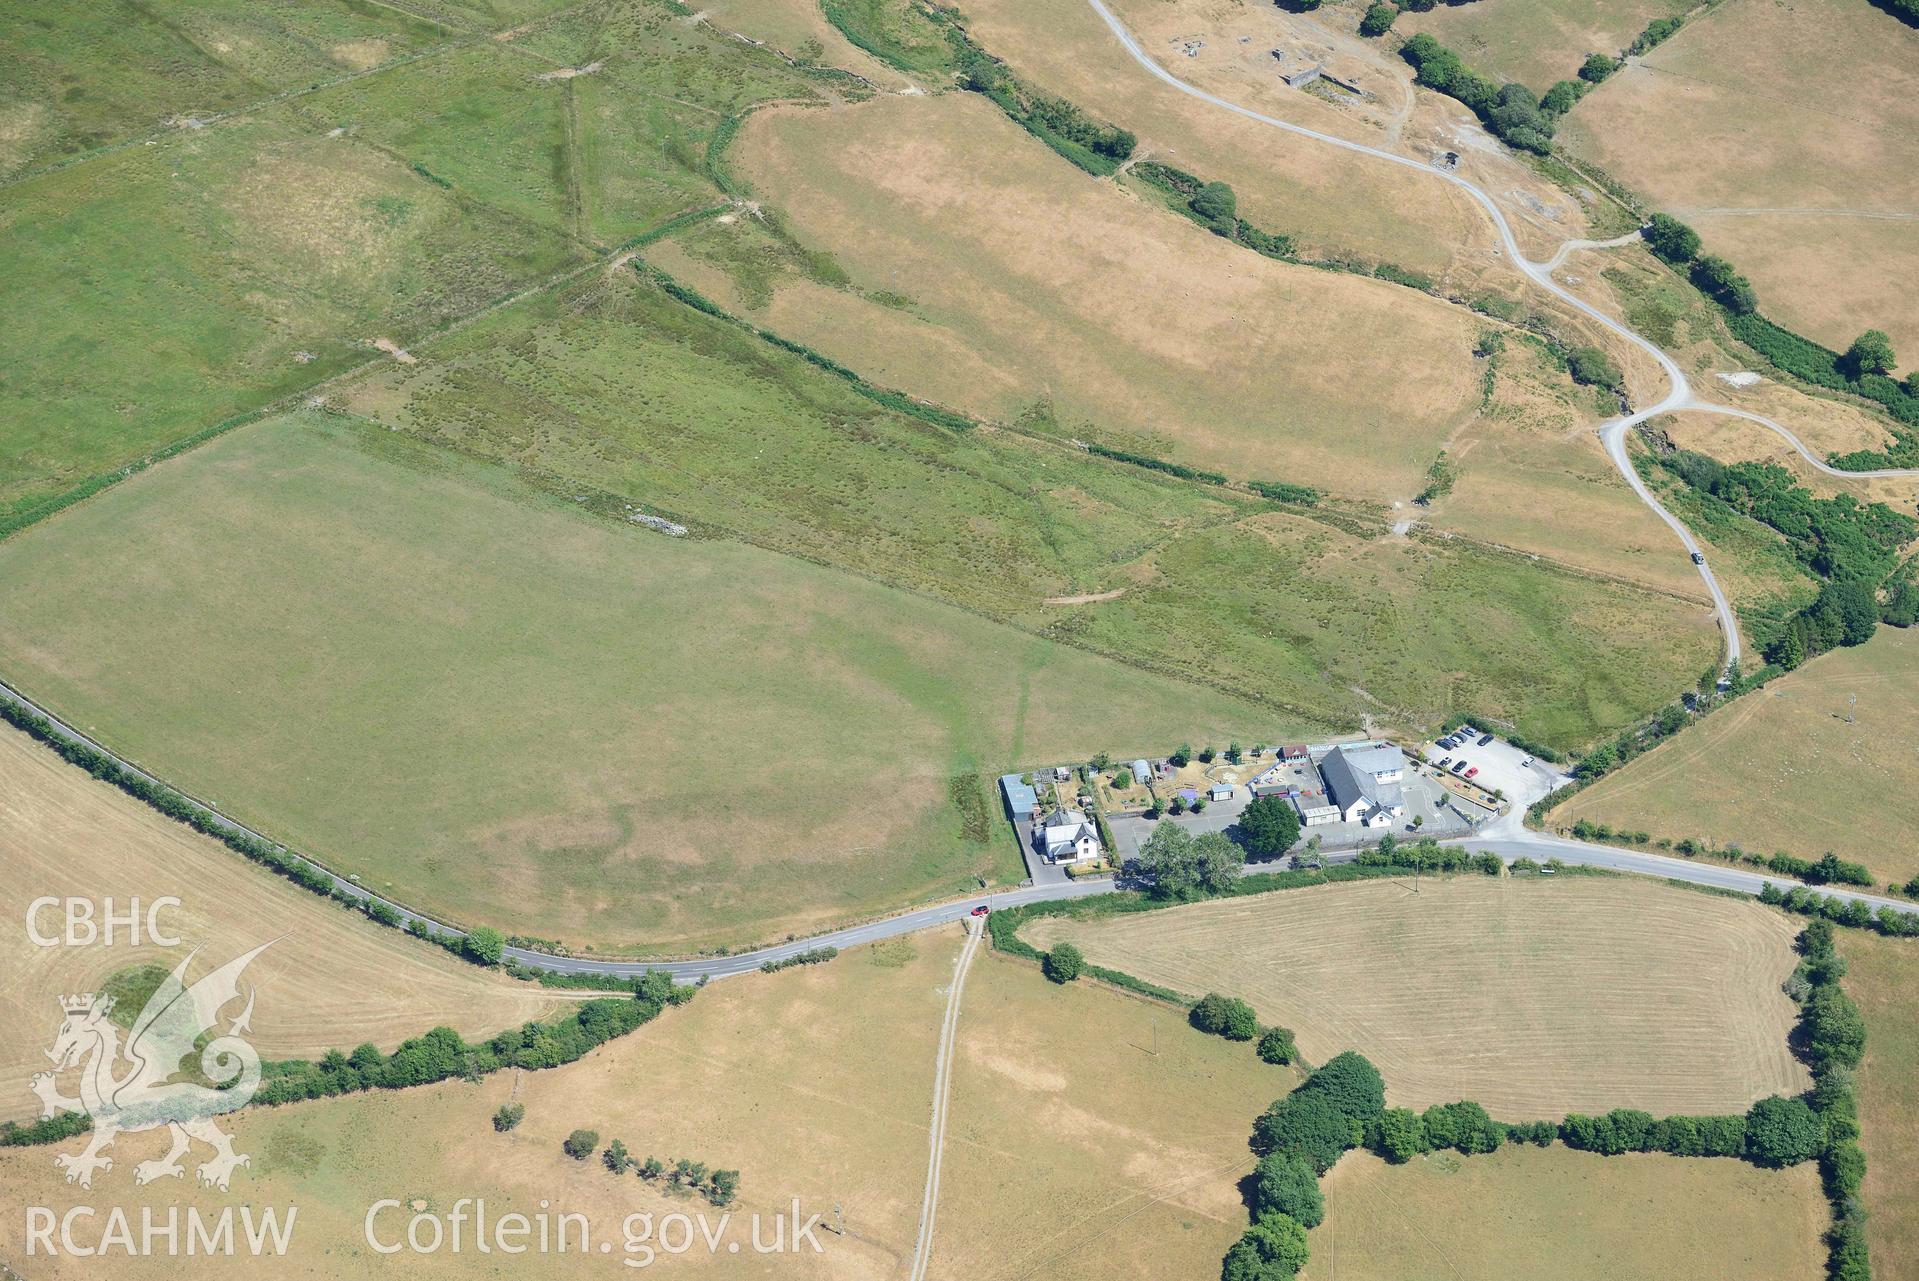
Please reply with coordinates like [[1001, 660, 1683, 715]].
[[30, 942, 273, 1191]]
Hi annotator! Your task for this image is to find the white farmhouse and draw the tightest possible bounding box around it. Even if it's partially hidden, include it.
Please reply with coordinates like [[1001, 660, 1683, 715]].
[[1038, 808, 1103, 865]]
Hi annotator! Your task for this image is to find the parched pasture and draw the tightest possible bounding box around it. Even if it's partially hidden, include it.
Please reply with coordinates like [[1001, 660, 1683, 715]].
[[0, 931, 965, 1280], [0, 929, 1286, 1281], [1394, 0, 1694, 92], [1841, 929, 1919, 1281], [0, 726, 568, 1123], [1561, 0, 1919, 361], [1302, 1145, 1827, 1281], [728, 90, 1487, 504], [1556, 627, 1919, 886], [1022, 876, 1810, 1117]]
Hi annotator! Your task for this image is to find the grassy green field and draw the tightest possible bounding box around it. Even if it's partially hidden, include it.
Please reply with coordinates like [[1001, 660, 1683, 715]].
[[1842, 930, 1919, 1281], [0, 0, 453, 177], [338, 264, 1716, 750], [1556, 627, 1919, 885], [817, 0, 958, 76], [0, 108, 581, 528], [0, 0, 830, 536], [1304, 1145, 1827, 1281], [0, 412, 1296, 952]]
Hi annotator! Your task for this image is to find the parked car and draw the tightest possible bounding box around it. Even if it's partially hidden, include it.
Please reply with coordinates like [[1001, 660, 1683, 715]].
[[1451, 760, 1468, 774], [1520, 758, 1534, 769], [1465, 766, 1480, 779], [1457, 725, 1477, 737], [1477, 734, 1494, 747], [1437, 756, 1452, 769]]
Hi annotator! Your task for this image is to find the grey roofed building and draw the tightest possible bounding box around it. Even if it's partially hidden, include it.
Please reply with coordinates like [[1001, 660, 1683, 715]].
[[1319, 745, 1405, 827], [1000, 773, 1039, 820], [1038, 807, 1103, 864], [1339, 743, 1406, 783]]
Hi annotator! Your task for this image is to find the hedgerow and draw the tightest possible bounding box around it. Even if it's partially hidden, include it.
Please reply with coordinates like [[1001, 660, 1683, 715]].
[[639, 264, 976, 431]]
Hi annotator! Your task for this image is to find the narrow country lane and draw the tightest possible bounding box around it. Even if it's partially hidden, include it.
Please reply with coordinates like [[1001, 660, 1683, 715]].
[[907, 918, 982, 1281]]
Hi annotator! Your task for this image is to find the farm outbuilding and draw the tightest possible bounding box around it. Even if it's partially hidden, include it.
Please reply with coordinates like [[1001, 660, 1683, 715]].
[[1000, 773, 1039, 821]]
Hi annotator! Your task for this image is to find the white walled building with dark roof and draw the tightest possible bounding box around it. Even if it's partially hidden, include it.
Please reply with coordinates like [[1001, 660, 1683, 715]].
[[1318, 744, 1407, 828]]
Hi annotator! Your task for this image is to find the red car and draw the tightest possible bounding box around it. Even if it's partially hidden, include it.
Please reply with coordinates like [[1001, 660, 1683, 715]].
[[970, 905, 990, 917], [1465, 767, 1480, 779]]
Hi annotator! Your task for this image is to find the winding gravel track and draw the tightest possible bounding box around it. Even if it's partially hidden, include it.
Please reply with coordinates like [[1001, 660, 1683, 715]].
[[1082, 0, 1919, 677]]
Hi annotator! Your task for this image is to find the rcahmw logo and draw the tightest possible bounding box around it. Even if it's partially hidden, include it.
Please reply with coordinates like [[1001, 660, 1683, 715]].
[[31, 942, 275, 1190], [25, 1204, 298, 1259]]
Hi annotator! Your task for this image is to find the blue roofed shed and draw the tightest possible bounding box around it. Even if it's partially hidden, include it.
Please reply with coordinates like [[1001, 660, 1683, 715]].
[[1000, 773, 1040, 820]]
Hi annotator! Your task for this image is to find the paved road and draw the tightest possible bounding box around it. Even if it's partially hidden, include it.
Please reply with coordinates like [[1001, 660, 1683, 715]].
[[906, 920, 982, 1281], [9, 675, 1913, 991], [1081, 0, 1919, 679]]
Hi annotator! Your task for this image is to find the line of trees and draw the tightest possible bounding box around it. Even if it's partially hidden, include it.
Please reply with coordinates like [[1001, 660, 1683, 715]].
[[248, 973, 694, 1106], [760, 945, 838, 974], [595, 1141, 740, 1206], [1760, 880, 1919, 938], [1567, 819, 1878, 890], [1787, 920, 1872, 1280]]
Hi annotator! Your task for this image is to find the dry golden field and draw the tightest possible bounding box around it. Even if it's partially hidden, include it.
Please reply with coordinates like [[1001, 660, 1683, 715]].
[[954, 0, 1514, 274], [935, 950, 1289, 1281], [1556, 628, 1919, 885], [726, 90, 1486, 501], [1023, 877, 1810, 1116], [0, 726, 567, 1123], [0, 930, 961, 1280], [1562, 0, 1919, 360], [1302, 1145, 1828, 1281], [0, 928, 1285, 1281], [1841, 929, 1919, 1281], [1396, 0, 1693, 91]]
